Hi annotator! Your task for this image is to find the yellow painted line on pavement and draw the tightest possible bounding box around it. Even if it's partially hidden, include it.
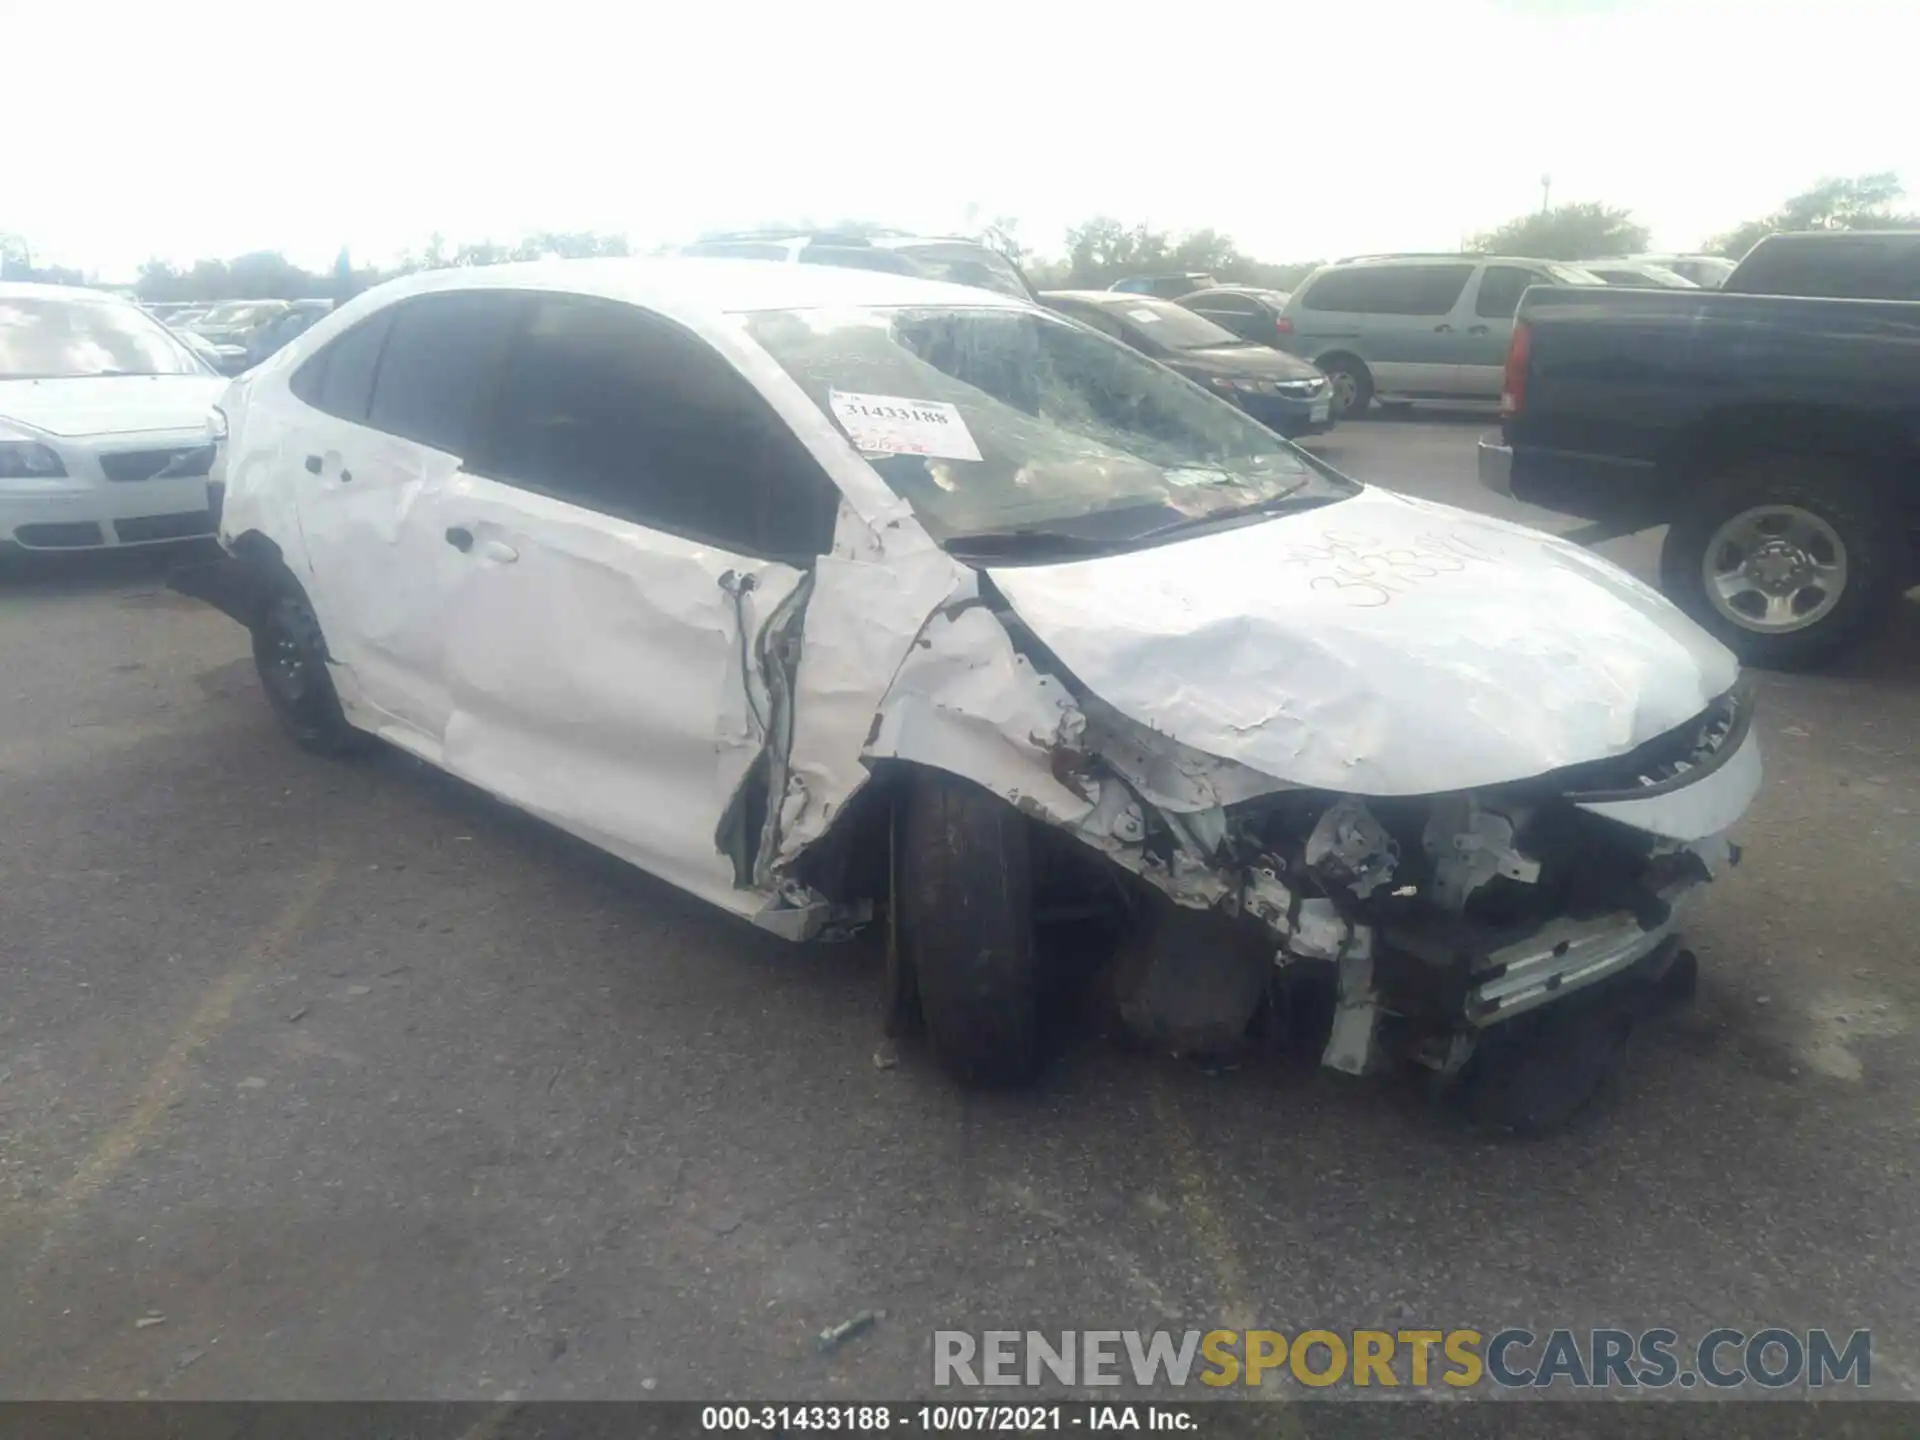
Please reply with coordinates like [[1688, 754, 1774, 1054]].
[[48, 852, 340, 1220], [459, 1404, 521, 1440], [1148, 1074, 1258, 1334]]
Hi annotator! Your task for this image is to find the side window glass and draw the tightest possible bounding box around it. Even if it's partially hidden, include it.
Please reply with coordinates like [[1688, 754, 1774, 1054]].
[[1193, 294, 1255, 318], [367, 292, 519, 453], [289, 309, 393, 421], [1397, 265, 1476, 315], [1474, 266, 1538, 319], [476, 296, 839, 559], [1299, 269, 1368, 313]]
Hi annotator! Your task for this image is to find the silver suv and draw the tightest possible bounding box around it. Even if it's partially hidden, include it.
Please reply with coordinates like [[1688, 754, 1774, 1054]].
[[1278, 255, 1604, 417]]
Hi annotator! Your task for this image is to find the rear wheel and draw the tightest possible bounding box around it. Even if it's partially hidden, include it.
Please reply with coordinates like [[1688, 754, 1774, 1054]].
[[1318, 356, 1374, 419], [892, 769, 1039, 1087], [1659, 455, 1905, 670], [252, 583, 367, 756]]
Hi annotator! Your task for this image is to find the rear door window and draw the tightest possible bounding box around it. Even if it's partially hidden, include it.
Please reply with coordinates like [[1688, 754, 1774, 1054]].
[[1298, 268, 1374, 312], [290, 309, 393, 422], [1473, 265, 1540, 318], [366, 291, 521, 453], [1300, 264, 1473, 315], [1187, 292, 1260, 319], [1394, 265, 1476, 315]]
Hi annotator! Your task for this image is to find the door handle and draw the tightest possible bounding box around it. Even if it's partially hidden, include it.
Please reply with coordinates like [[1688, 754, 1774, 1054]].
[[1433, 323, 1455, 333], [304, 454, 322, 474], [480, 539, 518, 564], [444, 526, 474, 553], [1468, 324, 1492, 335]]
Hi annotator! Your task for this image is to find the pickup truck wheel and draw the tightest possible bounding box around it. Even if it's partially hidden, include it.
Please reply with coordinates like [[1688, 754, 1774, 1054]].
[[1660, 457, 1905, 669], [893, 769, 1040, 1088], [253, 584, 367, 757], [1318, 357, 1373, 419]]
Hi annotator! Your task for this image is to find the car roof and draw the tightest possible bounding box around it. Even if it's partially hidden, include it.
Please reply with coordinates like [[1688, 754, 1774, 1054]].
[[1181, 284, 1286, 299], [352, 257, 1030, 317], [1042, 289, 1170, 307], [1330, 254, 1551, 267], [0, 280, 137, 306]]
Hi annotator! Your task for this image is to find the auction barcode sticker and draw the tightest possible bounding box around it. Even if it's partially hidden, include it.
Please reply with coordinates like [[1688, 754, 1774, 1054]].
[[828, 390, 983, 462]]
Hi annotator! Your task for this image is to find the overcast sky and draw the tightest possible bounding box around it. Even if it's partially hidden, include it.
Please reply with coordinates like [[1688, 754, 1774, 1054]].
[[8, 0, 1910, 278]]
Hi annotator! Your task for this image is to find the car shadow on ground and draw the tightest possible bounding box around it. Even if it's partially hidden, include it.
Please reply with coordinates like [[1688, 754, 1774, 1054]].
[[0, 540, 217, 598], [1359, 401, 1498, 425]]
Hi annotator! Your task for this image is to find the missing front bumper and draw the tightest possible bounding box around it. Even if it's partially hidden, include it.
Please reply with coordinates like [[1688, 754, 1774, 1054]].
[[1464, 889, 1690, 1026]]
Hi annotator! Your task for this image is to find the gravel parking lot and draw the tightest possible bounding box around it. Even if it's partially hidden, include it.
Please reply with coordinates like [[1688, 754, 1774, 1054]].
[[2, 412, 1916, 1403]]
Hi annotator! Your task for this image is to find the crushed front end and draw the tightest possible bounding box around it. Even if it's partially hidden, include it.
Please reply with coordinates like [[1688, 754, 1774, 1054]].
[[1077, 683, 1758, 1082]]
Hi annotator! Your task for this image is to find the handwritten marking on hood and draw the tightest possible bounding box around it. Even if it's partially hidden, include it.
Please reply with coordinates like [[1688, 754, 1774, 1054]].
[[1272, 529, 1504, 608]]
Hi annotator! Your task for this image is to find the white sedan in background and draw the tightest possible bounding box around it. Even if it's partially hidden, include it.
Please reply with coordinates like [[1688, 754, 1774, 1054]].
[[1, 282, 226, 553]]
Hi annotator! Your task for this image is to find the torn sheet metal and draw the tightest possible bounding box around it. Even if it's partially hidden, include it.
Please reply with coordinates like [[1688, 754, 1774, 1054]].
[[986, 487, 1741, 797], [863, 579, 1095, 830], [1422, 797, 1540, 912], [1076, 691, 1297, 814], [772, 503, 969, 867]]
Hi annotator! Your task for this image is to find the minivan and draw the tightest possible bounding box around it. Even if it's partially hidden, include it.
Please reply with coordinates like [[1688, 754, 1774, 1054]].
[[1277, 255, 1605, 417]]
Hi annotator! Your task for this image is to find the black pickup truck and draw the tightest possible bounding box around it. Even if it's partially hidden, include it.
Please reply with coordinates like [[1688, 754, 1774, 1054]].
[[1479, 230, 1920, 668]]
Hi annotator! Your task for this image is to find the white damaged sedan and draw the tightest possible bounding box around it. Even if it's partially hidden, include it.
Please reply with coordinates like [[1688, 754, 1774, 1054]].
[[179, 259, 1759, 1129]]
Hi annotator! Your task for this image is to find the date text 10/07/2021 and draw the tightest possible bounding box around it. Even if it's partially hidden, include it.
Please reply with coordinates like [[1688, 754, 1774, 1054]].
[[701, 1405, 1196, 1432]]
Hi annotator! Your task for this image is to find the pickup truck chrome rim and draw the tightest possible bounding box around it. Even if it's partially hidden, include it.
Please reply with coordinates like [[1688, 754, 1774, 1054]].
[[1702, 503, 1847, 633]]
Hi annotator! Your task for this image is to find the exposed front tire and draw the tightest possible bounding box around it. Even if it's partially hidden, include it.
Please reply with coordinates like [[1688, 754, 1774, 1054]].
[[1318, 355, 1374, 420], [893, 769, 1040, 1088], [252, 582, 367, 757], [1464, 1007, 1631, 1137], [1659, 455, 1906, 670]]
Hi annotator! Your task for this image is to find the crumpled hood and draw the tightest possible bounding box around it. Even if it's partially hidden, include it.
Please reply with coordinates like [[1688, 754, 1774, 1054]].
[[0, 374, 226, 438], [988, 487, 1740, 797]]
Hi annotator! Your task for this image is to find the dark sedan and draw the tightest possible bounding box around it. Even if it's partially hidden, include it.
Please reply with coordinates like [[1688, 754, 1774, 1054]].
[[1174, 284, 1294, 346], [1041, 290, 1334, 437]]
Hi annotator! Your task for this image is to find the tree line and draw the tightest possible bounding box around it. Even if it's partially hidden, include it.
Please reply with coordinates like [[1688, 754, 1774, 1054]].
[[4, 173, 1914, 301]]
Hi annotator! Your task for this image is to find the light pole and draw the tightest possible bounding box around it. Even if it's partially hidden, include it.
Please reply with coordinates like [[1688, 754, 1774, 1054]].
[[1541, 174, 1553, 214]]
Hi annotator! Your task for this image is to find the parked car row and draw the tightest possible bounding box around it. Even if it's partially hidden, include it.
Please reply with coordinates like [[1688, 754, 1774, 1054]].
[[1038, 290, 1333, 437], [1074, 252, 1738, 423], [141, 297, 337, 376]]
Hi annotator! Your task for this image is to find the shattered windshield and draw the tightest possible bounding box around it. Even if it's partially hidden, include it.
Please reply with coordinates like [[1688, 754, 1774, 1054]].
[[745, 304, 1340, 552]]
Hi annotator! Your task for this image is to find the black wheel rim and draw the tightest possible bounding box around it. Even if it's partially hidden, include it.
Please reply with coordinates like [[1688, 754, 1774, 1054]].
[[263, 601, 324, 713]]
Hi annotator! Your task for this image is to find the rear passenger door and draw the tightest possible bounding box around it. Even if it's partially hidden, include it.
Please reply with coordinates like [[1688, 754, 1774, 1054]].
[[441, 293, 843, 913], [287, 290, 519, 755], [1363, 263, 1478, 396], [1457, 263, 1542, 395]]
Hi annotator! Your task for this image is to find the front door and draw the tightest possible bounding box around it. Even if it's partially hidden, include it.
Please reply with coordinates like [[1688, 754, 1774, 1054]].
[[437, 291, 843, 912]]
